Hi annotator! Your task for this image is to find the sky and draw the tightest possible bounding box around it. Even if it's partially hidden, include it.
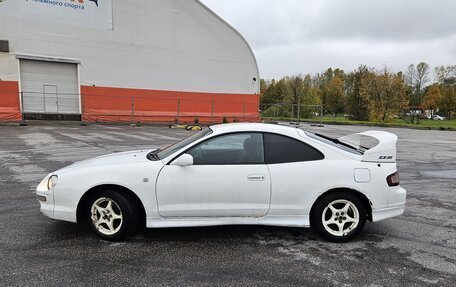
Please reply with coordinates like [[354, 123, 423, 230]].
[[200, 0, 456, 79]]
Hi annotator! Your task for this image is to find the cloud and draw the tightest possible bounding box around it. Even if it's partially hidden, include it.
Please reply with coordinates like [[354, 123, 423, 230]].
[[201, 0, 456, 78], [255, 34, 456, 78], [308, 0, 456, 42]]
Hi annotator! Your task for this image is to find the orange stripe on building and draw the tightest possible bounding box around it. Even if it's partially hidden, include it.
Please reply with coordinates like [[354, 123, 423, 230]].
[[81, 85, 260, 124], [0, 81, 21, 122], [0, 84, 260, 123]]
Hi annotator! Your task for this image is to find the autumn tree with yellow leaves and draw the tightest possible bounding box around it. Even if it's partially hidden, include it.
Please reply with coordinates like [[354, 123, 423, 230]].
[[422, 84, 442, 116], [259, 62, 454, 122], [360, 69, 409, 122]]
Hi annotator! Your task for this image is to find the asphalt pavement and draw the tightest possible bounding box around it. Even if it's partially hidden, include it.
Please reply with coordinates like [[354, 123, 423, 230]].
[[0, 122, 455, 286]]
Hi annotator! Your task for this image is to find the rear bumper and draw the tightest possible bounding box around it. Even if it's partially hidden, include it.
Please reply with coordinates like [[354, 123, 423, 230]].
[[372, 205, 405, 222], [372, 186, 406, 222]]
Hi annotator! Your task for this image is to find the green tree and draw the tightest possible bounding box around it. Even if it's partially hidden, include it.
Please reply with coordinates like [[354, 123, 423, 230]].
[[440, 85, 456, 120], [361, 69, 408, 122], [260, 78, 270, 96], [422, 84, 442, 116], [284, 75, 305, 106], [260, 78, 288, 117], [317, 68, 346, 116], [283, 74, 321, 118], [301, 75, 321, 118], [345, 65, 372, 121], [325, 76, 345, 117], [260, 79, 287, 106], [434, 65, 456, 83], [406, 62, 431, 107]]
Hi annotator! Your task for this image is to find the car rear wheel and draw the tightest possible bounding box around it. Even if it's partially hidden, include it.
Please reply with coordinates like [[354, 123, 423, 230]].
[[87, 190, 138, 241], [311, 192, 366, 243]]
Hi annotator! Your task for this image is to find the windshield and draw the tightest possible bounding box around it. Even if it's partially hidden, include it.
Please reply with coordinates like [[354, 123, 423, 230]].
[[147, 128, 213, 161]]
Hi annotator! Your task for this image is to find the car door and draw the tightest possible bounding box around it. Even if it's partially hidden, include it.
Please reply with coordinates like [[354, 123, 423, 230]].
[[156, 133, 271, 218], [263, 133, 326, 215]]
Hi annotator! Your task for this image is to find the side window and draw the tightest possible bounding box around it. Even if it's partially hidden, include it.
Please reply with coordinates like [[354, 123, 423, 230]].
[[187, 133, 264, 165], [264, 133, 324, 164]]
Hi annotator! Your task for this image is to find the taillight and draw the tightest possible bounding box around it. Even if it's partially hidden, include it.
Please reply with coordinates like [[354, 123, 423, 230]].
[[387, 172, 400, 187]]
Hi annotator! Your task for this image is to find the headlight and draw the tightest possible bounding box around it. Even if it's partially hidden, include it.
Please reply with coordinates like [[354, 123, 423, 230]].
[[48, 175, 58, 190], [37, 174, 58, 192], [37, 175, 50, 192]]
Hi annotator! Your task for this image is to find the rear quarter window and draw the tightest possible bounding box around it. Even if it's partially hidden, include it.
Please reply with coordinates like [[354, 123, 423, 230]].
[[264, 133, 324, 164], [305, 132, 364, 155]]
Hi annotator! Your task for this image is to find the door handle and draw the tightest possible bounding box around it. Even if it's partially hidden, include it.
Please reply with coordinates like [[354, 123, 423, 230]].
[[248, 174, 265, 181]]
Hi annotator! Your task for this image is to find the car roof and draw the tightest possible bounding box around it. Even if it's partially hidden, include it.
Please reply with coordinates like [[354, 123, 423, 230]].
[[209, 123, 301, 136]]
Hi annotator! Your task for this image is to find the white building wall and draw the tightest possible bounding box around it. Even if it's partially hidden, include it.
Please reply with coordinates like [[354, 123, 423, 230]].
[[0, 0, 259, 95]]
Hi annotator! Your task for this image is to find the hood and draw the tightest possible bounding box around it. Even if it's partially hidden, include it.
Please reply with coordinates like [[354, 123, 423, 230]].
[[59, 149, 160, 172]]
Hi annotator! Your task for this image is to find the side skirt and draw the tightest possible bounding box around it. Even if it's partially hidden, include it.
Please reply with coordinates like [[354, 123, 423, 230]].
[[146, 215, 310, 229]]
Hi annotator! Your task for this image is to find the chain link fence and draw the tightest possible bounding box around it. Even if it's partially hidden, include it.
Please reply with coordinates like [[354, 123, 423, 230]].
[[22, 92, 80, 114], [82, 94, 259, 124], [260, 103, 324, 125], [3, 91, 329, 125], [0, 90, 22, 121], [13, 91, 260, 124]]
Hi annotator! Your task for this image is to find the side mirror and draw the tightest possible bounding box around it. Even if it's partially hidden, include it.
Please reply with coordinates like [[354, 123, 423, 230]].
[[171, 154, 194, 167]]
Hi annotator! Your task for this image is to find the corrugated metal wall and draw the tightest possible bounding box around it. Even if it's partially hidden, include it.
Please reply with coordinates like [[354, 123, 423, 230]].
[[20, 60, 80, 114]]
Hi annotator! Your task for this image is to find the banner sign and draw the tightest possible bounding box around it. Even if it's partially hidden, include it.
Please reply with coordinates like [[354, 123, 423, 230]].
[[0, 0, 113, 29]]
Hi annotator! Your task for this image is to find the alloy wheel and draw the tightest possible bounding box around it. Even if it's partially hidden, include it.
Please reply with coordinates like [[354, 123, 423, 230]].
[[321, 199, 360, 237], [91, 197, 123, 236]]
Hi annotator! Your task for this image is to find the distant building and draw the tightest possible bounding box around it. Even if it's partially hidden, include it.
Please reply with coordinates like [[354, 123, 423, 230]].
[[0, 0, 259, 123], [443, 77, 456, 86]]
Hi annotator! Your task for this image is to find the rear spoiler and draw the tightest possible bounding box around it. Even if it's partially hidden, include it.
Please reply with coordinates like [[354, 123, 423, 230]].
[[339, 131, 398, 163]]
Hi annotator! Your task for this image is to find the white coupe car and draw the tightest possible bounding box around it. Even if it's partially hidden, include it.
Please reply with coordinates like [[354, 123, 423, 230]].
[[36, 123, 406, 242]]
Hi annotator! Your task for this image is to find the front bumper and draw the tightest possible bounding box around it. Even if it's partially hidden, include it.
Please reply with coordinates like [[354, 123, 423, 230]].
[[36, 188, 54, 219]]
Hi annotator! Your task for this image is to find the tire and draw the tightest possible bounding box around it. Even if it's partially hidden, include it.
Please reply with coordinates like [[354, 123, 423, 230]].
[[311, 192, 366, 243], [86, 190, 138, 241]]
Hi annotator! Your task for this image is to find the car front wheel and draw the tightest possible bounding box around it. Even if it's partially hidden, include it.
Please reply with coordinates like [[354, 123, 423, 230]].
[[87, 190, 138, 241], [311, 192, 366, 243]]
